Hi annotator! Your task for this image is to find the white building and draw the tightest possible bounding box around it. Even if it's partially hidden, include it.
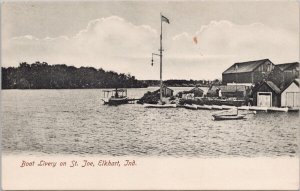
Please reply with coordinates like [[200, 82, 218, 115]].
[[281, 79, 300, 107]]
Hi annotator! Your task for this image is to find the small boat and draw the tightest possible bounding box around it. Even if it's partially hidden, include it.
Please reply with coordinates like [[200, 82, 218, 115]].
[[267, 107, 288, 112], [288, 107, 299, 112], [221, 105, 237, 110], [212, 114, 246, 121], [184, 104, 198, 110], [143, 103, 177, 108], [197, 105, 212, 110], [212, 105, 223, 110], [249, 106, 268, 111], [213, 107, 247, 121], [238, 106, 250, 110]]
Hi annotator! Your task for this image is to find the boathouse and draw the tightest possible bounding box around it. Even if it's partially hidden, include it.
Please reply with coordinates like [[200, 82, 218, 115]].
[[252, 81, 281, 107], [155, 85, 174, 97], [222, 59, 275, 85], [281, 79, 300, 108]]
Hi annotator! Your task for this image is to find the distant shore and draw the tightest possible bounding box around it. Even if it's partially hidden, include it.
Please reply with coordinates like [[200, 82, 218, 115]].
[[2, 62, 219, 89]]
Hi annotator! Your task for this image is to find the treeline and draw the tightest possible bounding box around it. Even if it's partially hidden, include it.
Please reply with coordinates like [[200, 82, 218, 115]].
[[2, 62, 148, 89], [142, 79, 222, 87]]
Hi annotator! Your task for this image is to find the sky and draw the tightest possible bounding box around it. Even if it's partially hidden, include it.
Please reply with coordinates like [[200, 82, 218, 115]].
[[1, 1, 299, 80]]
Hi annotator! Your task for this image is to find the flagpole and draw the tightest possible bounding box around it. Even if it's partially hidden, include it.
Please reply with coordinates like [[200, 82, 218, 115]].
[[159, 13, 163, 103]]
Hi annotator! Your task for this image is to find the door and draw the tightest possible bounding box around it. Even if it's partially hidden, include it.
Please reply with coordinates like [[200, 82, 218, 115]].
[[257, 92, 272, 107]]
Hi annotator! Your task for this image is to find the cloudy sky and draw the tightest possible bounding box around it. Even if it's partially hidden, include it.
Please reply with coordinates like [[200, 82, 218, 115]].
[[2, 1, 299, 80]]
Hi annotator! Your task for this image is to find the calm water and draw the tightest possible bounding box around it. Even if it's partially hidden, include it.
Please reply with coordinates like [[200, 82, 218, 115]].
[[1, 88, 299, 157]]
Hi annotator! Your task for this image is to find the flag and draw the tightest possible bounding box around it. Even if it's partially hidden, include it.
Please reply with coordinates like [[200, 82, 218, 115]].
[[193, 36, 198, 44], [161, 15, 170, 24]]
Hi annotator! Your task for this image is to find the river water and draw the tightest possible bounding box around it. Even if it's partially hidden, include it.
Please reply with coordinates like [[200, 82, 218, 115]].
[[1, 88, 299, 157]]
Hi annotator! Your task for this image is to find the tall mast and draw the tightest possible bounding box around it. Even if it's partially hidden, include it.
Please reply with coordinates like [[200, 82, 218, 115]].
[[159, 13, 163, 103]]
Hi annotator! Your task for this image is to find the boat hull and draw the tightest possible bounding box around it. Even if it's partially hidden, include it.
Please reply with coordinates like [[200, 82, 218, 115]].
[[267, 107, 288, 112], [144, 103, 177, 108], [103, 97, 129, 105], [197, 105, 213, 110], [213, 114, 246, 121], [184, 104, 198, 110]]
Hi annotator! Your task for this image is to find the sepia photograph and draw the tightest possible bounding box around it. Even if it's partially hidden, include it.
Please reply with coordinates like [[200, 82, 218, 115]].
[[1, 0, 299, 190]]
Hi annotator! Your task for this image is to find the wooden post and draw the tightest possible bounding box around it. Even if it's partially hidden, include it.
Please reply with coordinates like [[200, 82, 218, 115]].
[[159, 13, 163, 103]]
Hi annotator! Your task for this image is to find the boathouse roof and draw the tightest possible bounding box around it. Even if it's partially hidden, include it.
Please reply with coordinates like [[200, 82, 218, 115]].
[[223, 59, 271, 74], [276, 62, 299, 71], [253, 81, 281, 94], [280, 78, 300, 93]]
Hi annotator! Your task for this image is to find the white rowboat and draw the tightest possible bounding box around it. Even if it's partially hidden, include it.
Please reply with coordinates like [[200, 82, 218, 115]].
[[184, 104, 198, 110], [144, 103, 177, 108]]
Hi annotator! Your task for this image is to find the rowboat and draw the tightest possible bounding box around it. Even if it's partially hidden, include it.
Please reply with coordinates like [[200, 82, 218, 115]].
[[248, 106, 268, 111], [183, 104, 198, 110], [267, 107, 288, 112], [288, 107, 300, 112], [212, 105, 223, 110], [212, 114, 246, 121], [197, 105, 213, 110], [221, 105, 237, 110], [144, 103, 177, 108], [238, 106, 250, 110]]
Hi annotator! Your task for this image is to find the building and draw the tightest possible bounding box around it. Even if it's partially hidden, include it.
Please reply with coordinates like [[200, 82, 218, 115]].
[[276, 62, 299, 86], [180, 87, 204, 99], [252, 81, 281, 107], [281, 79, 300, 108], [222, 59, 276, 84], [207, 85, 250, 99], [155, 85, 174, 97]]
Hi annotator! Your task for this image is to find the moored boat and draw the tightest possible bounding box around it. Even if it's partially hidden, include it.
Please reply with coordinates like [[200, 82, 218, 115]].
[[184, 104, 198, 110], [212, 114, 246, 120], [144, 103, 177, 108], [249, 106, 268, 111], [212, 105, 223, 110], [221, 105, 237, 110], [197, 105, 213, 110], [102, 88, 130, 106], [238, 106, 250, 110], [267, 107, 288, 112]]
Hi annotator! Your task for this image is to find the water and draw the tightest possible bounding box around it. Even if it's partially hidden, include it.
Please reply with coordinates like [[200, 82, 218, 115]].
[[1, 88, 299, 157]]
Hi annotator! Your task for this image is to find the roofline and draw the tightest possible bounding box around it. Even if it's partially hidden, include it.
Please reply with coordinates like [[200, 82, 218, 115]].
[[280, 79, 300, 93], [253, 81, 280, 94], [222, 59, 272, 74], [251, 59, 273, 72], [222, 71, 252, 75]]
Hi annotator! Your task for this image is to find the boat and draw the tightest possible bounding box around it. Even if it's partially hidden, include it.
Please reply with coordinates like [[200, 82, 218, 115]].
[[238, 106, 250, 110], [212, 114, 246, 120], [248, 106, 268, 112], [144, 103, 177, 108], [212, 108, 246, 120], [267, 107, 288, 112], [197, 105, 212, 110], [221, 105, 237, 110], [184, 104, 198, 110], [288, 107, 300, 112], [102, 88, 129, 105], [212, 105, 223, 110]]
